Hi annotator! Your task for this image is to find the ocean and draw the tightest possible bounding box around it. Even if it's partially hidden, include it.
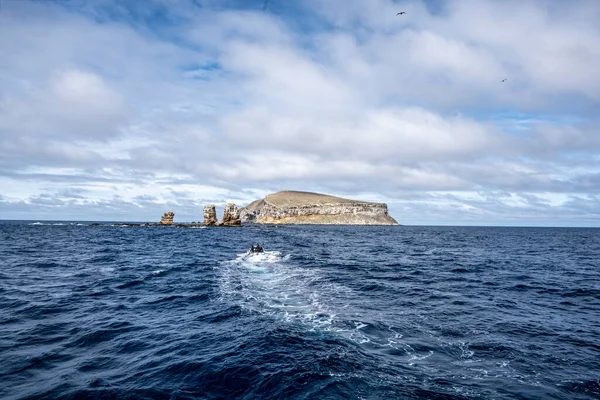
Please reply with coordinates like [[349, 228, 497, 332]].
[[0, 221, 599, 399]]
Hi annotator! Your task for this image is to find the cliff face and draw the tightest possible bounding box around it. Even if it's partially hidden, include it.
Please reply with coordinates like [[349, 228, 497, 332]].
[[218, 203, 241, 226], [203, 203, 242, 226], [239, 191, 398, 225], [203, 205, 217, 226], [160, 211, 175, 225]]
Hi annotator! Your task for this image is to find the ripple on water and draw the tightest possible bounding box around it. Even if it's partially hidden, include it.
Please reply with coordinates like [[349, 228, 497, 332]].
[[1, 223, 599, 399]]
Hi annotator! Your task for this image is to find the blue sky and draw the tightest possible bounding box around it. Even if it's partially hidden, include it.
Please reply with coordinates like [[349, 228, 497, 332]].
[[0, 0, 599, 225]]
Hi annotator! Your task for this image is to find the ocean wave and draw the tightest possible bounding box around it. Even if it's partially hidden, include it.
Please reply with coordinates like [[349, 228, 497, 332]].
[[2, 222, 599, 399]]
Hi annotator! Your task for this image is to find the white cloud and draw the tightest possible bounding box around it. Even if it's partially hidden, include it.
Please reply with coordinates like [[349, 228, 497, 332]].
[[0, 0, 599, 225], [222, 105, 505, 163], [43, 70, 129, 138]]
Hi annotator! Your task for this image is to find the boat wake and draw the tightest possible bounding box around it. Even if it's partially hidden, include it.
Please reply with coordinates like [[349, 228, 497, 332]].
[[236, 250, 287, 264], [218, 250, 340, 330], [218, 251, 448, 361], [218, 250, 404, 348]]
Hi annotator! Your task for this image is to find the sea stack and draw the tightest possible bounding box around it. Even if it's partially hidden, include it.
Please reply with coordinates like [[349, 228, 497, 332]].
[[203, 205, 217, 226], [239, 191, 398, 225], [160, 211, 175, 225], [218, 203, 241, 226]]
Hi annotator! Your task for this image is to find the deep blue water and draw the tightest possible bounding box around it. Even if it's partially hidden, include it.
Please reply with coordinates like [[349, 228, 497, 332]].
[[1, 221, 599, 399]]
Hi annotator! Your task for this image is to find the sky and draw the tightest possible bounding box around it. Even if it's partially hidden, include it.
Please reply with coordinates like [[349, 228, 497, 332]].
[[0, 0, 599, 226]]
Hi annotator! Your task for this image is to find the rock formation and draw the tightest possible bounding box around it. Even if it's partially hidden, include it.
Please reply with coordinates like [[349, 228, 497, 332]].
[[239, 191, 398, 225], [218, 203, 241, 226], [203, 205, 217, 226], [160, 211, 175, 225]]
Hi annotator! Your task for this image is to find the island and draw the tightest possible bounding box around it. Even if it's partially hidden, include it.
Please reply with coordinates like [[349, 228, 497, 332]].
[[203, 203, 241, 226], [239, 191, 399, 225]]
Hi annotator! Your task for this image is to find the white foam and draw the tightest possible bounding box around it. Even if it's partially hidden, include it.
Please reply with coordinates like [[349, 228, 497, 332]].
[[219, 250, 339, 331], [218, 250, 410, 348], [408, 350, 434, 364], [235, 250, 288, 264], [355, 322, 368, 330]]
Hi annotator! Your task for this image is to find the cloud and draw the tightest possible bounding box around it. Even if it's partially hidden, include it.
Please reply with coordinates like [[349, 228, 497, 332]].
[[309, 0, 600, 109], [41, 69, 130, 139], [224, 106, 507, 162], [0, 0, 599, 225]]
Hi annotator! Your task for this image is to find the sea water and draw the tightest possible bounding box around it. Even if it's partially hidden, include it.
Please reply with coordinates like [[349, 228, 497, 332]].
[[0, 221, 599, 399]]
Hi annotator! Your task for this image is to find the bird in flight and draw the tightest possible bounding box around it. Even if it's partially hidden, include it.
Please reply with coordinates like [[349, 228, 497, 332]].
[[501, 78, 507, 82], [397, 12, 406, 15]]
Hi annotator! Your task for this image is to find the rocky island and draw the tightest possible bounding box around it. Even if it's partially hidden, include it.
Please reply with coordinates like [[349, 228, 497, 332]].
[[203, 203, 241, 226], [160, 211, 175, 225], [239, 191, 398, 225]]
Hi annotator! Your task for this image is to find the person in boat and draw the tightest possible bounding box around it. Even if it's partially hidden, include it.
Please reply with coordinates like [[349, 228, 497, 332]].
[[249, 245, 255, 253], [255, 244, 264, 253]]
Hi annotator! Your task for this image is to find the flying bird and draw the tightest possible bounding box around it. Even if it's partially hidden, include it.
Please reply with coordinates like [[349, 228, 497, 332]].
[[397, 12, 406, 15], [501, 78, 507, 82]]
